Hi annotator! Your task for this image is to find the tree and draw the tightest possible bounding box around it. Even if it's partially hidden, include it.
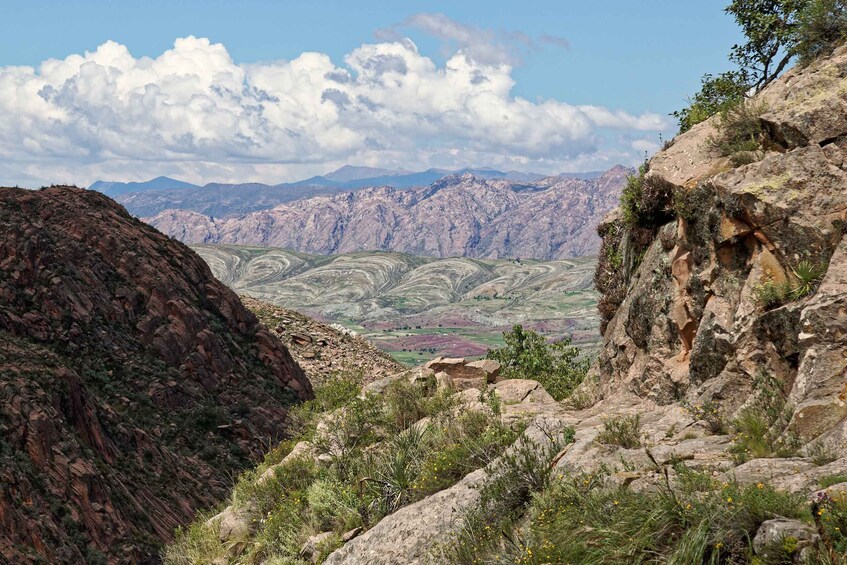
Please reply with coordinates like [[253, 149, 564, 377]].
[[725, 0, 810, 91], [486, 325, 589, 401], [673, 0, 847, 131]]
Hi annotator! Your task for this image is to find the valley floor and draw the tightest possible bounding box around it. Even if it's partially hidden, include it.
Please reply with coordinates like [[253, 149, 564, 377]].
[[194, 245, 601, 364]]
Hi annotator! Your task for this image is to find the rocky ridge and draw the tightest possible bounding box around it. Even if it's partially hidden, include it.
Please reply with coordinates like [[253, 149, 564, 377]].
[[241, 297, 403, 386], [0, 187, 312, 563], [166, 47, 847, 564], [146, 167, 629, 260]]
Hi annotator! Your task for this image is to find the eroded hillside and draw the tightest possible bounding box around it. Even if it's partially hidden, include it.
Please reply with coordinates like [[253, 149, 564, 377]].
[[193, 245, 600, 363], [0, 187, 312, 563]]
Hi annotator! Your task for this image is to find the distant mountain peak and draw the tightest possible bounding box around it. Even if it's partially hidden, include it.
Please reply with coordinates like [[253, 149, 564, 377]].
[[323, 165, 412, 182]]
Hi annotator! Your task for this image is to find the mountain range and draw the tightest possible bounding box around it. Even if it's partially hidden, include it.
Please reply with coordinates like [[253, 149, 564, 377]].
[[147, 166, 629, 260], [93, 165, 602, 218]]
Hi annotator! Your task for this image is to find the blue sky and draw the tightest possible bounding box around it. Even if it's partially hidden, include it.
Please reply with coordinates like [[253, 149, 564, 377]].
[[0, 1, 742, 186]]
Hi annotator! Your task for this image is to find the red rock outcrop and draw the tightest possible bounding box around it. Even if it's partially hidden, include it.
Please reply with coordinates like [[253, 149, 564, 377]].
[[0, 186, 312, 563]]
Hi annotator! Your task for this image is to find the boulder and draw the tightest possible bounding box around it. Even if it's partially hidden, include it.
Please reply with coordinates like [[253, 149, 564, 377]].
[[452, 376, 488, 392], [206, 504, 255, 543], [300, 531, 336, 563], [753, 518, 819, 561], [257, 441, 316, 484], [424, 357, 500, 381]]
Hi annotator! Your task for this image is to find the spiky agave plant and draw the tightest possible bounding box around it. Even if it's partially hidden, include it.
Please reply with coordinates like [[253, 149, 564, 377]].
[[791, 260, 825, 299]]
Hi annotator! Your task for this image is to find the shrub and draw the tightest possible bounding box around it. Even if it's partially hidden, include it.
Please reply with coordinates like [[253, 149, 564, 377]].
[[487, 325, 589, 401], [596, 414, 642, 449], [673, 71, 750, 132], [684, 400, 727, 434], [754, 279, 793, 309], [445, 424, 575, 564], [620, 163, 676, 229]]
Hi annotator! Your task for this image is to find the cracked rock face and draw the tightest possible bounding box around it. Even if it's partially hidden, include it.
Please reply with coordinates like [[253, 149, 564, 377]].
[[589, 45, 847, 444], [0, 187, 311, 563]]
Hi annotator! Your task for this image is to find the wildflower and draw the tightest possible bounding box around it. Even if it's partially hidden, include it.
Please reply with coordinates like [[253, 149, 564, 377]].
[[726, 497, 733, 503], [756, 482, 764, 489]]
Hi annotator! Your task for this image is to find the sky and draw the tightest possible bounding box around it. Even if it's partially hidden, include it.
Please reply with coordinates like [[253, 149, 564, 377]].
[[0, 1, 742, 187]]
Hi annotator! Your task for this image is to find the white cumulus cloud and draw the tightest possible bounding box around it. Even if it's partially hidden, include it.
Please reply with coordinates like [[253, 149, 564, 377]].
[[0, 35, 669, 186]]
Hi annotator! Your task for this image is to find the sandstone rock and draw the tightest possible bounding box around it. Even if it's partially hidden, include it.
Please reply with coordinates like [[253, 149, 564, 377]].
[[434, 371, 454, 391], [757, 44, 847, 148], [452, 376, 488, 392], [466, 359, 501, 382], [723, 459, 817, 488], [342, 526, 363, 542], [787, 237, 847, 441]]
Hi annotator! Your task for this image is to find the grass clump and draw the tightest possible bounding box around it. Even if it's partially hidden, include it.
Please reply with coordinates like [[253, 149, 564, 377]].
[[487, 324, 589, 401], [791, 259, 826, 299], [729, 372, 798, 463], [706, 99, 767, 166], [754, 279, 794, 309], [165, 370, 522, 564], [512, 469, 808, 565], [445, 423, 575, 564], [820, 475, 847, 489], [596, 414, 643, 449]]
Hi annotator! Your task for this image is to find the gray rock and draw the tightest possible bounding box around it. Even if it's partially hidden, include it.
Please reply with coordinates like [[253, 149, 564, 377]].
[[753, 518, 819, 561]]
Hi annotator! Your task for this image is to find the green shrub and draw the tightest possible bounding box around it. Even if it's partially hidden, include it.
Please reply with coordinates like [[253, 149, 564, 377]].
[[813, 490, 847, 557], [684, 400, 727, 434], [619, 163, 676, 229], [673, 71, 750, 132], [754, 279, 793, 309], [445, 424, 575, 564], [596, 414, 642, 449], [487, 325, 589, 401]]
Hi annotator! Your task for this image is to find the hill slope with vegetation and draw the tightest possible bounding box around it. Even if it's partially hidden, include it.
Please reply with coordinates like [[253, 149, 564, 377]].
[[163, 4, 847, 562]]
